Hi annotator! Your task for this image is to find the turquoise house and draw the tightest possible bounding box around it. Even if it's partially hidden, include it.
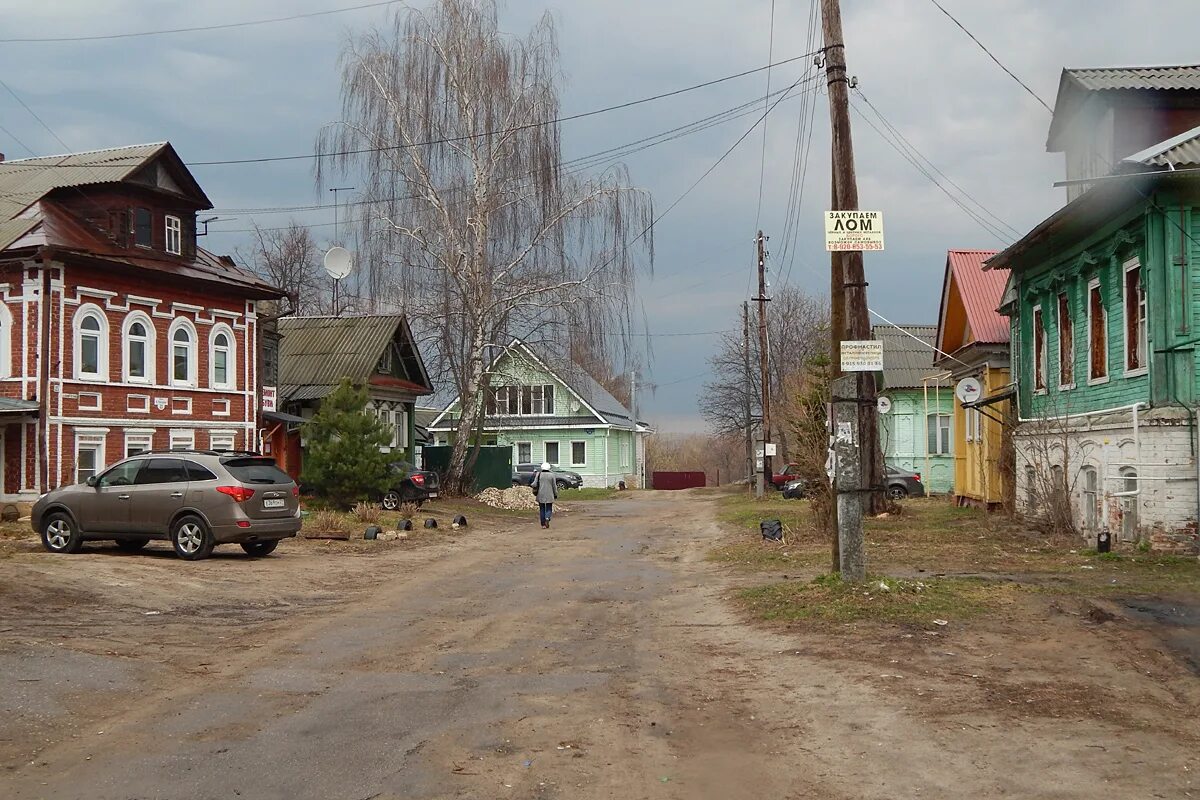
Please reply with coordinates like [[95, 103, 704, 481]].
[[427, 340, 650, 488], [874, 325, 955, 495]]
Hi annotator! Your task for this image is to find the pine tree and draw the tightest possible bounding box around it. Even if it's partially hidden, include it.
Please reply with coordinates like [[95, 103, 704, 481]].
[[300, 379, 398, 507]]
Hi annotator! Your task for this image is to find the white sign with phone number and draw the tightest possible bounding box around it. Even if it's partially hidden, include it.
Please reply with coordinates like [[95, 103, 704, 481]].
[[825, 210, 885, 251]]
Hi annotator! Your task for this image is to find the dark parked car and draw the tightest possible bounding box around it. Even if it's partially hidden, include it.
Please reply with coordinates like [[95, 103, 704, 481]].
[[381, 460, 440, 509], [31, 450, 301, 560], [885, 465, 926, 500], [781, 476, 822, 499], [511, 463, 583, 490]]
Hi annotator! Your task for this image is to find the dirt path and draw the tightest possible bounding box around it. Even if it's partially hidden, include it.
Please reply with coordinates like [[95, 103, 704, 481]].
[[1, 492, 1196, 798]]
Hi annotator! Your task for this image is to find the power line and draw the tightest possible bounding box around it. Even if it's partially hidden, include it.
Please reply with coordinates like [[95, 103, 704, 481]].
[[0, 1, 402, 44], [187, 50, 827, 166], [927, 0, 1053, 113], [0, 77, 72, 153], [0, 123, 37, 158], [753, 0, 777, 231]]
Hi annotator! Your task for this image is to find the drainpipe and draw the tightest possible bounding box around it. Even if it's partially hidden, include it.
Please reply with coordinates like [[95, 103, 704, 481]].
[[38, 262, 52, 492]]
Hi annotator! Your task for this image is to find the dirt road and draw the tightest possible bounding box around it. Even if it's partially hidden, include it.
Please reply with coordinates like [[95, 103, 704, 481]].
[[1, 492, 1196, 798]]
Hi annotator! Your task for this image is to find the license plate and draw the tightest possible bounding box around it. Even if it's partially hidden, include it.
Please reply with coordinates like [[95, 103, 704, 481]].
[[263, 498, 286, 509], [428, 492, 438, 499]]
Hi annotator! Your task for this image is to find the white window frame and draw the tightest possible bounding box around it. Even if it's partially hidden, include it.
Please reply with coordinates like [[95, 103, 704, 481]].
[[621, 437, 631, 468], [124, 429, 154, 459], [165, 215, 182, 255], [75, 429, 108, 484], [927, 413, 951, 455], [544, 441, 560, 465], [1081, 465, 1099, 530], [122, 312, 156, 384], [0, 302, 12, 378], [516, 441, 532, 464], [73, 304, 109, 381], [169, 428, 195, 451], [127, 394, 151, 414], [168, 318, 198, 388], [209, 430, 236, 451], [1057, 291, 1074, 390], [1032, 303, 1047, 394], [1087, 278, 1109, 385], [209, 324, 236, 390], [571, 440, 586, 466], [1122, 258, 1148, 378], [78, 392, 102, 411]]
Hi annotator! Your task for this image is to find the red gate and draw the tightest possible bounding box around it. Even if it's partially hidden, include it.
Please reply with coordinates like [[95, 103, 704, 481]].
[[651, 471, 706, 490]]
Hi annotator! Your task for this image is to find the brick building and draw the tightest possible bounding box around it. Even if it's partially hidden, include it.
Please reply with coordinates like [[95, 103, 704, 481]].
[[0, 142, 285, 501]]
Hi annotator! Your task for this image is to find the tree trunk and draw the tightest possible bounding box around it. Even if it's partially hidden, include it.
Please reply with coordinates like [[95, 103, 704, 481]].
[[447, 325, 488, 493]]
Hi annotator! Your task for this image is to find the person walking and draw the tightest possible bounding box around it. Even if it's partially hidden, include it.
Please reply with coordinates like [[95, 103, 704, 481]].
[[534, 461, 558, 528]]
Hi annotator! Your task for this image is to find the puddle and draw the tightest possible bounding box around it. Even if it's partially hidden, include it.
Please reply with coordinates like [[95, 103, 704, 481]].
[[1121, 599, 1200, 674]]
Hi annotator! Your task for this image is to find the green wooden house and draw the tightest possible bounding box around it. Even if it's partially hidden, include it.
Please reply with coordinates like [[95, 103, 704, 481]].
[[990, 65, 1200, 554], [427, 340, 651, 488], [874, 325, 955, 494]]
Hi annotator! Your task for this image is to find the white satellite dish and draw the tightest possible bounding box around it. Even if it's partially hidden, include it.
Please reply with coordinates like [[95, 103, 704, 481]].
[[876, 395, 892, 414], [323, 246, 353, 280], [955, 376, 983, 404]]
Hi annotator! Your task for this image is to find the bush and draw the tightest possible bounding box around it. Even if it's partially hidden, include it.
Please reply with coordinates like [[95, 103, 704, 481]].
[[300, 379, 399, 507], [352, 502, 383, 525], [306, 509, 350, 535]]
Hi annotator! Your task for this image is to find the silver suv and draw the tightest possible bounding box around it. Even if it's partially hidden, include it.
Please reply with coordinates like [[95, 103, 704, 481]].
[[31, 450, 301, 560]]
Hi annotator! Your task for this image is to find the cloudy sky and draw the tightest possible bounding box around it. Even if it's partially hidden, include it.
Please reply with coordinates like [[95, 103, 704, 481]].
[[1, 0, 1194, 431]]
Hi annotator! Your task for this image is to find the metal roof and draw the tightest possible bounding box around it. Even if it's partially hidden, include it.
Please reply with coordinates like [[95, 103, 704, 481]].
[[1122, 123, 1200, 168], [0, 217, 38, 252], [871, 325, 949, 389], [277, 315, 432, 402], [1065, 65, 1200, 92], [0, 397, 40, 415], [938, 249, 1007, 348], [0, 142, 169, 222]]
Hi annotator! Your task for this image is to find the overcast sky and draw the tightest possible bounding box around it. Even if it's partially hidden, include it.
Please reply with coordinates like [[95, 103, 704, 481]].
[[1, 1, 1194, 431]]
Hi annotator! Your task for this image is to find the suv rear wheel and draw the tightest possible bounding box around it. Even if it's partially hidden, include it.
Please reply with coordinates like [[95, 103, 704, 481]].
[[887, 485, 908, 500], [172, 515, 214, 561], [41, 512, 83, 554], [241, 540, 278, 557]]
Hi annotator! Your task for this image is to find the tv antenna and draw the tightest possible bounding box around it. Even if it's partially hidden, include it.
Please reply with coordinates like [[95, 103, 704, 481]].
[[323, 246, 354, 315]]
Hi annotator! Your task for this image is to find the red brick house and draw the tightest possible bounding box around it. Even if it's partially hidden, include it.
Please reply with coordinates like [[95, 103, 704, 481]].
[[0, 142, 285, 500]]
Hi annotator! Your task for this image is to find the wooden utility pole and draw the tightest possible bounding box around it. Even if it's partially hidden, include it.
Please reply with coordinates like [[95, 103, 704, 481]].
[[822, 0, 881, 578], [742, 301, 755, 491], [755, 231, 772, 498]]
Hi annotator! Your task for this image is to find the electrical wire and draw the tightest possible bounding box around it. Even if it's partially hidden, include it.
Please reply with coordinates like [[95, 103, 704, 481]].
[[927, 0, 1053, 113], [0, 123, 36, 158], [753, 0, 777, 231], [0, 1, 402, 44]]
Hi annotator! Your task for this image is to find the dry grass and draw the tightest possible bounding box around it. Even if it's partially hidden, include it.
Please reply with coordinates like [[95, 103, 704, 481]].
[[351, 502, 384, 525]]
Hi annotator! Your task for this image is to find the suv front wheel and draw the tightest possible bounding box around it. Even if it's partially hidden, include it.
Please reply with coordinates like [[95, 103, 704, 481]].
[[41, 512, 83, 554], [172, 515, 214, 561]]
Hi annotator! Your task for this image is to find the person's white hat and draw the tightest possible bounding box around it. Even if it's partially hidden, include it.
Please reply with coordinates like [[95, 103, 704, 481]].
[[541, 462, 552, 471]]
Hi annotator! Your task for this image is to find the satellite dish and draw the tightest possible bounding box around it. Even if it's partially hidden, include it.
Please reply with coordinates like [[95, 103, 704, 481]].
[[876, 395, 892, 414], [323, 246, 353, 280], [955, 377, 983, 404]]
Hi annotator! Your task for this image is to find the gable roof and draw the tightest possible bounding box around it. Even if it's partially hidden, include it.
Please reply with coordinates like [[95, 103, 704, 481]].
[[935, 250, 1005, 355], [872, 325, 948, 389], [277, 314, 432, 401], [1122, 123, 1200, 169], [1048, 65, 1200, 150]]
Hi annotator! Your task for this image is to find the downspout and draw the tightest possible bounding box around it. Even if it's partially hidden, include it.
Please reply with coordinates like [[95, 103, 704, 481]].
[[38, 261, 51, 492]]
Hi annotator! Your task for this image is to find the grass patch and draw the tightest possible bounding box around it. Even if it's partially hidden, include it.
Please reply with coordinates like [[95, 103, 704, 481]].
[[737, 573, 1020, 625], [559, 487, 622, 501], [716, 490, 806, 531]]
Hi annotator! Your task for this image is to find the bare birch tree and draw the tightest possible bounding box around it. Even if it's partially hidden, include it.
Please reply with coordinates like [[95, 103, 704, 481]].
[[244, 221, 332, 315], [317, 0, 653, 489]]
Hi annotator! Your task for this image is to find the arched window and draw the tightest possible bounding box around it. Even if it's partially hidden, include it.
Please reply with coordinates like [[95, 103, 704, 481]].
[[1081, 466, 1098, 530], [122, 313, 155, 383], [169, 319, 197, 387], [74, 305, 109, 380], [209, 326, 235, 389]]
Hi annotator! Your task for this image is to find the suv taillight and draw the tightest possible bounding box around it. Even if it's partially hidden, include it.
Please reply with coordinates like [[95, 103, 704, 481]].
[[216, 485, 255, 503], [292, 485, 300, 497], [411, 473, 426, 487], [914, 473, 922, 483]]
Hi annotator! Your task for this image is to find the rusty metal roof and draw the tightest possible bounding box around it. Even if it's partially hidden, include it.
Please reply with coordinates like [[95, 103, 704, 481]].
[[0, 142, 170, 221], [1123, 123, 1200, 168], [941, 249, 1007, 347], [277, 315, 433, 401], [871, 325, 949, 389]]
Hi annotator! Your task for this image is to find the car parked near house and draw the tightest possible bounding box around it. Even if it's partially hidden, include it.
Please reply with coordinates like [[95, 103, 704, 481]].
[[511, 463, 584, 490], [781, 476, 822, 499], [380, 460, 440, 509], [885, 465, 926, 500], [770, 463, 803, 490], [31, 451, 301, 560]]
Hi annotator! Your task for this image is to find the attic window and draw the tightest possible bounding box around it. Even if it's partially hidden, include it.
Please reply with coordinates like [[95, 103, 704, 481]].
[[134, 208, 152, 247], [377, 347, 393, 374], [520, 385, 555, 415], [165, 215, 181, 255]]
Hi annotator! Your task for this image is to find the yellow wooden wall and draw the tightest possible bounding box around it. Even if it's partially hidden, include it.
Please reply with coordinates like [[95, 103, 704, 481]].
[[952, 366, 1010, 507]]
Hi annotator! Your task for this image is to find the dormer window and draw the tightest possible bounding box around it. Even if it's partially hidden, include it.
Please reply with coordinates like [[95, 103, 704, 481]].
[[165, 215, 181, 255], [134, 208, 152, 247]]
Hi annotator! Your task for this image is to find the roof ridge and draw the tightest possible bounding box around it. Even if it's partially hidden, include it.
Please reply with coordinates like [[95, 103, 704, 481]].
[[0, 141, 168, 165], [1067, 63, 1200, 73]]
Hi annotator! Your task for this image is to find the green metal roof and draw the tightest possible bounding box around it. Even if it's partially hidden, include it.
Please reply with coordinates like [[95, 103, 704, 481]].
[[872, 324, 950, 390]]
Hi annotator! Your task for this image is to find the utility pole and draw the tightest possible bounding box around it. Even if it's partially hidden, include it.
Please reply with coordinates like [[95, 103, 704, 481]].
[[755, 230, 772, 499], [630, 369, 640, 489], [822, 0, 878, 580], [742, 301, 754, 491]]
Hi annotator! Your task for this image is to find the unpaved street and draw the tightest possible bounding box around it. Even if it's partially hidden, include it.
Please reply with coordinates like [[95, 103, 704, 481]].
[[2, 492, 1197, 799]]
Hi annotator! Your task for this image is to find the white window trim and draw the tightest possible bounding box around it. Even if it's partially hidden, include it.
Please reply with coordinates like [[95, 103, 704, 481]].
[[0, 302, 12, 379], [544, 441, 560, 465], [77, 392, 102, 411], [1121, 257, 1149, 379], [1056, 292, 1075, 391], [172, 397, 193, 415], [1086, 278, 1110, 386], [515, 441, 532, 464], [165, 215, 182, 255], [127, 394, 151, 414], [212, 398, 231, 417], [75, 429, 108, 484], [168, 317, 198, 388], [123, 429, 155, 458], [169, 428, 195, 451], [209, 430, 236, 451], [121, 311, 156, 384], [209, 323, 236, 390], [570, 440, 587, 466], [1032, 303, 1047, 395], [73, 304, 109, 381]]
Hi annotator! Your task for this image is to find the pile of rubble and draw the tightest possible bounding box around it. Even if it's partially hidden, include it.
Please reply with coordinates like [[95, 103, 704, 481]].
[[475, 486, 540, 511]]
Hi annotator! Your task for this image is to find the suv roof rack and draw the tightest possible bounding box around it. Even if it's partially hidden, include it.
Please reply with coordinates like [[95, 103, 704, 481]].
[[132, 449, 263, 458]]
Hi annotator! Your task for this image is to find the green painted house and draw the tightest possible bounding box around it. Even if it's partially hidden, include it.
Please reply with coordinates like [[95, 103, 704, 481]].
[[874, 325, 955, 494], [990, 65, 1200, 553], [427, 340, 651, 488]]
